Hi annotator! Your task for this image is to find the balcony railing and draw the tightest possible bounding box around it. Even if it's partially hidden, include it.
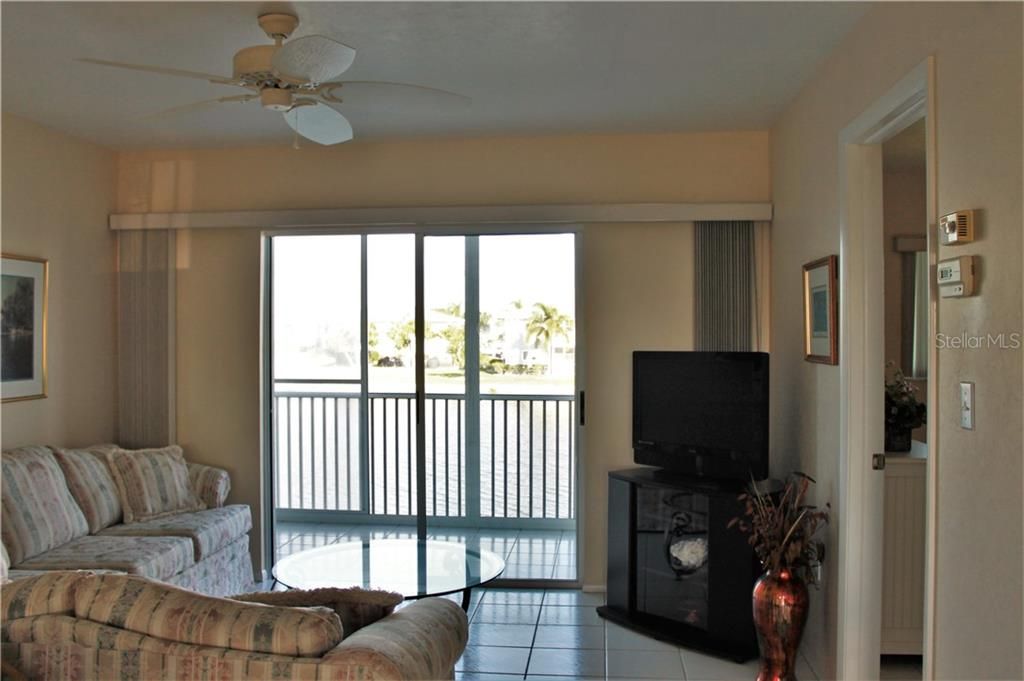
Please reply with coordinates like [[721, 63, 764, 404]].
[[273, 388, 576, 523]]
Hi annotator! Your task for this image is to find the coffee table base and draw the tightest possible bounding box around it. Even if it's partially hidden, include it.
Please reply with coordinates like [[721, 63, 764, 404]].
[[407, 586, 473, 612], [272, 538, 505, 609]]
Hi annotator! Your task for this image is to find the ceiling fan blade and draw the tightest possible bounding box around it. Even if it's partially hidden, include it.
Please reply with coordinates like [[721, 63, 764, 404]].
[[141, 94, 257, 120], [321, 80, 471, 111], [77, 58, 239, 85], [272, 35, 356, 84], [283, 102, 354, 145]]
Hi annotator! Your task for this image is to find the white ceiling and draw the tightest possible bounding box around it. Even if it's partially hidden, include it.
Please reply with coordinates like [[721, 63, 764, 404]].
[[1, 2, 869, 149]]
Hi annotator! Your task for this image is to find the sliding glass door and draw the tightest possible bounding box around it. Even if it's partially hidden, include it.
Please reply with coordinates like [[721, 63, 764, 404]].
[[268, 229, 579, 582], [271, 235, 364, 516], [464, 234, 578, 581]]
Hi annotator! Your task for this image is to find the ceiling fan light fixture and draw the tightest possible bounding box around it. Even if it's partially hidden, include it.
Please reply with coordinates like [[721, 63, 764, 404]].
[[257, 13, 299, 41], [260, 88, 293, 111]]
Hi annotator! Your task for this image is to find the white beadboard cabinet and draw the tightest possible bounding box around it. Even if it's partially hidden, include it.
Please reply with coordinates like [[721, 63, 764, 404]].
[[880, 444, 927, 654]]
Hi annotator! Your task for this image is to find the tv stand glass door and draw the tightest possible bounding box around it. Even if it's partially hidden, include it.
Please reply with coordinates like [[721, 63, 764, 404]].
[[636, 486, 711, 629]]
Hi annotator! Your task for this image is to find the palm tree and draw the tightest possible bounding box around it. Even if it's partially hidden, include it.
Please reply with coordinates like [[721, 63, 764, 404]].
[[435, 303, 463, 319], [387, 318, 415, 352], [525, 303, 573, 374]]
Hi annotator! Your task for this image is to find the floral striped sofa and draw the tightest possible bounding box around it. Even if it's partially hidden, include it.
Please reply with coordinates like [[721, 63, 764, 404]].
[[0, 445, 254, 596], [1, 571, 468, 680]]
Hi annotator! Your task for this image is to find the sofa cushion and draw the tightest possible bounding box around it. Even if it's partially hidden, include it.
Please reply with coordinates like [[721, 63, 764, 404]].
[[14, 535, 194, 581], [52, 447, 123, 533], [75, 574, 344, 657], [1, 446, 89, 565], [98, 505, 252, 560], [104, 445, 205, 524]]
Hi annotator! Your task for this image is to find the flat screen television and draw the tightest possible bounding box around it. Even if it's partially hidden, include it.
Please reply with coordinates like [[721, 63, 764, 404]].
[[633, 351, 769, 481]]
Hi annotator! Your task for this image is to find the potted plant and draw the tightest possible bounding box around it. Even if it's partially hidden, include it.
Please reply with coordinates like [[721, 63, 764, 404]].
[[729, 473, 829, 681], [885, 362, 926, 452]]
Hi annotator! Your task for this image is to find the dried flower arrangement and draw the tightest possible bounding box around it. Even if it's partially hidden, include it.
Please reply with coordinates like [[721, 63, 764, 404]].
[[728, 472, 830, 585]]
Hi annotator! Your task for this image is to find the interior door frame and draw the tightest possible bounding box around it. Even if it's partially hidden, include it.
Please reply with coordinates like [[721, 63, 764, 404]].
[[261, 224, 586, 582], [836, 57, 938, 680]]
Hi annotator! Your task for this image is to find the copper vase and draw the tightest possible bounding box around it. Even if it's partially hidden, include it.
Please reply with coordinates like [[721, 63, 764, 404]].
[[752, 569, 809, 681]]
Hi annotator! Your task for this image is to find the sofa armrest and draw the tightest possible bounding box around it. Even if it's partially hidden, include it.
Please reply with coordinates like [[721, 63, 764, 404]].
[[1, 572, 86, 622], [187, 463, 231, 508], [322, 598, 468, 679]]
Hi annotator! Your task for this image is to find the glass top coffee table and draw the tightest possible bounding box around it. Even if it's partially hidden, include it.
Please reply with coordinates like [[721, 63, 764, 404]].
[[273, 538, 505, 611]]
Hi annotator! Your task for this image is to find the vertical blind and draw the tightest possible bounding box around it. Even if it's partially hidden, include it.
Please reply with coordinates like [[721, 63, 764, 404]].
[[694, 220, 763, 352], [117, 229, 176, 448]]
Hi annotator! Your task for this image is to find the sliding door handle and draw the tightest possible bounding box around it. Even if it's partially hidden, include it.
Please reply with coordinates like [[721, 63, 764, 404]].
[[579, 391, 585, 426]]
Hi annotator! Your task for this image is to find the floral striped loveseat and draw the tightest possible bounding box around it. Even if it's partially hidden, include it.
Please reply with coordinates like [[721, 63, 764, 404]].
[[0, 445, 254, 596], [1, 571, 468, 680]]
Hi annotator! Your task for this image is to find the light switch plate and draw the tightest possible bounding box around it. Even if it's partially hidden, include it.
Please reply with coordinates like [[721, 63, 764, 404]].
[[959, 382, 974, 430]]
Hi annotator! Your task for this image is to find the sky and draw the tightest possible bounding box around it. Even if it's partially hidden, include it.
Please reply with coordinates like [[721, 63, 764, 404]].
[[272, 232, 576, 377]]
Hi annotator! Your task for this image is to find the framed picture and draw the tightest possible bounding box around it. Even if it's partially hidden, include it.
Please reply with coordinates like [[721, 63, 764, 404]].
[[803, 255, 838, 365], [2, 254, 48, 402]]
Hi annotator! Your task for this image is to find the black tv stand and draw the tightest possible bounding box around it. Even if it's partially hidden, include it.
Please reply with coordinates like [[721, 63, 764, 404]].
[[597, 467, 759, 663]]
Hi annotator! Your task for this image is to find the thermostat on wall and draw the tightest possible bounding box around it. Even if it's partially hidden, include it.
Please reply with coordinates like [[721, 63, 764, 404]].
[[938, 255, 976, 297], [939, 210, 976, 245]]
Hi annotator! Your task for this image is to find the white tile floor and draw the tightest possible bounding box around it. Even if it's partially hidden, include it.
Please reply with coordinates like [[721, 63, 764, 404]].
[[272, 522, 821, 680], [450, 587, 819, 681], [275, 521, 578, 581]]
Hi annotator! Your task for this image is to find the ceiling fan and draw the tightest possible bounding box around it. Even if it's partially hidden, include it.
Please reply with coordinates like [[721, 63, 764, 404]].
[[79, 13, 469, 145]]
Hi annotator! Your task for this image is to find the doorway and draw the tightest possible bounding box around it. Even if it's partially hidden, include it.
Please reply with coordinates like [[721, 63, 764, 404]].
[[878, 118, 928, 680], [836, 59, 938, 681], [265, 229, 581, 585]]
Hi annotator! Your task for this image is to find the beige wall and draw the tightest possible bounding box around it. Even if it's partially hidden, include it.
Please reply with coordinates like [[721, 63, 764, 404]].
[[1, 113, 117, 448], [771, 3, 1022, 678], [581, 222, 695, 588], [175, 228, 263, 573], [883, 164, 928, 442], [116, 130, 770, 580], [883, 168, 927, 369], [116, 131, 770, 213]]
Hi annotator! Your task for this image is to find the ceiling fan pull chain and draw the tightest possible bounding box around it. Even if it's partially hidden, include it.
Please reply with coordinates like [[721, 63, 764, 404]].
[[292, 110, 301, 150]]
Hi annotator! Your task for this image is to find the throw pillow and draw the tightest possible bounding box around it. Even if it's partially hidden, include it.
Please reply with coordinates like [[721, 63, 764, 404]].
[[105, 445, 206, 524], [1, 446, 90, 565], [52, 447, 123, 533], [231, 587, 403, 638]]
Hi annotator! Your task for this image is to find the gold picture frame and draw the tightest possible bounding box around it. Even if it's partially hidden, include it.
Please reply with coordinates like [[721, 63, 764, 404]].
[[2, 253, 49, 402], [803, 255, 838, 365]]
